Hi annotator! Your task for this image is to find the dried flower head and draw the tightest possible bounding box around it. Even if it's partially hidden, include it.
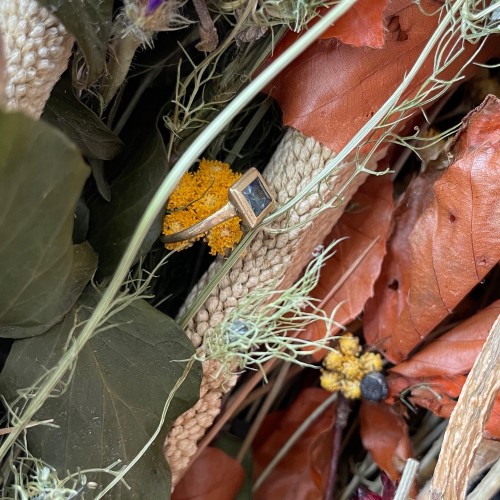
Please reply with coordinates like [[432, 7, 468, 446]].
[[339, 332, 361, 356], [320, 333, 384, 399], [162, 159, 243, 255], [320, 370, 342, 393], [341, 379, 361, 400], [360, 351, 384, 372], [323, 349, 344, 371]]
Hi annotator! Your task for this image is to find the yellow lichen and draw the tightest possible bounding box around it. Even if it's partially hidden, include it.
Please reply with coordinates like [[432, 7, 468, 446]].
[[320, 333, 384, 399], [162, 159, 243, 255]]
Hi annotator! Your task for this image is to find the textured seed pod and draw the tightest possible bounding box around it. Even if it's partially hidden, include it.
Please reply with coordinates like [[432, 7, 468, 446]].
[[360, 371, 389, 402], [0, 0, 73, 119], [165, 128, 381, 486]]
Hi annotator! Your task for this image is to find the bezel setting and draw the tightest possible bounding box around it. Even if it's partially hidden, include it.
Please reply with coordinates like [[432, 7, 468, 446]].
[[229, 168, 276, 227]]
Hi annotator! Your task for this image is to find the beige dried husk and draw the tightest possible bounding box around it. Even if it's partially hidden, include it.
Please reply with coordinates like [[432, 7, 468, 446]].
[[0, 0, 73, 119], [165, 128, 381, 485]]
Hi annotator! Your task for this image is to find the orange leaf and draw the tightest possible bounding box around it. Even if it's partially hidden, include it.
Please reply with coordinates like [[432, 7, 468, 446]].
[[359, 402, 413, 482], [318, 0, 388, 47], [302, 173, 393, 357], [267, 0, 489, 153], [385, 301, 500, 438], [172, 447, 244, 500], [363, 168, 443, 361], [253, 388, 336, 499], [365, 96, 500, 362], [391, 300, 500, 379], [390, 374, 500, 439]]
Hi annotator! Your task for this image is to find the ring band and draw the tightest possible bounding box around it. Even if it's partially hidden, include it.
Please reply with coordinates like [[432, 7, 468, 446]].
[[161, 167, 276, 244]]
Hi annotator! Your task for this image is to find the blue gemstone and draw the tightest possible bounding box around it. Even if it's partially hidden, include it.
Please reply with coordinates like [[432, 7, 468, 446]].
[[227, 319, 249, 343], [242, 178, 272, 216]]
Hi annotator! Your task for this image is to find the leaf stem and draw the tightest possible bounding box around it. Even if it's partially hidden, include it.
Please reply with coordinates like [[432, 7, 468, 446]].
[[324, 394, 350, 500]]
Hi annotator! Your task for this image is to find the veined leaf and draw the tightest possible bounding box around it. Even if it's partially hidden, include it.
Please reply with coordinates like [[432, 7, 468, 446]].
[[0, 287, 202, 498], [253, 388, 336, 499], [0, 111, 94, 338], [364, 96, 500, 362], [88, 110, 169, 277], [43, 79, 123, 161]]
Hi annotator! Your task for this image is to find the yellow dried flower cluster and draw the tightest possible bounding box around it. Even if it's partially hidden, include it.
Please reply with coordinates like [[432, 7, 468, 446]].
[[162, 159, 243, 256], [320, 333, 383, 399]]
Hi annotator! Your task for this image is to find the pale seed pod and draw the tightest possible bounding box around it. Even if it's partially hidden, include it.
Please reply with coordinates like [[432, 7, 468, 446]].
[[0, 0, 73, 119]]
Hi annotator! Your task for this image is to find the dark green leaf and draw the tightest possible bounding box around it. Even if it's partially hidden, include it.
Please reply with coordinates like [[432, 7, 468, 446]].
[[0, 112, 94, 338], [0, 287, 202, 498], [43, 80, 123, 161], [35, 0, 114, 83], [88, 114, 169, 276]]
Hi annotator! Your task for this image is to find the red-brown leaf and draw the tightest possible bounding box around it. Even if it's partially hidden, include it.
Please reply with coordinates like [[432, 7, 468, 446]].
[[172, 447, 244, 500], [391, 301, 500, 379], [302, 173, 393, 356], [365, 96, 500, 362], [385, 301, 500, 438], [359, 401, 413, 482], [253, 388, 336, 499], [318, 0, 388, 47], [363, 169, 442, 360], [267, 0, 489, 153]]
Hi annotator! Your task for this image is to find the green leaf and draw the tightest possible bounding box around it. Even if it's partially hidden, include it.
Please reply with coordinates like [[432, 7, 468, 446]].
[[36, 0, 114, 83], [43, 80, 123, 161], [0, 287, 202, 498], [88, 113, 169, 277], [0, 112, 93, 338]]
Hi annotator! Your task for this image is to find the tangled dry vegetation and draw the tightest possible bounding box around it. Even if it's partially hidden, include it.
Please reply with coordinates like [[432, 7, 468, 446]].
[[0, 0, 499, 499]]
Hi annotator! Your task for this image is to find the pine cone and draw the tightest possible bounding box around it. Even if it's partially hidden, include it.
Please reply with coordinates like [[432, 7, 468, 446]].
[[165, 128, 378, 485], [0, 0, 73, 118]]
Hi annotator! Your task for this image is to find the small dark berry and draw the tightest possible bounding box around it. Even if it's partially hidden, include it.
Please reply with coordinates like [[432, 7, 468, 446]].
[[360, 372, 389, 402]]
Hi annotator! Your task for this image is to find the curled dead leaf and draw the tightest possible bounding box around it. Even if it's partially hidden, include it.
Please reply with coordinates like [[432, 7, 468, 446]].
[[359, 401, 413, 482], [365, 95, 500, 362], [253, 388, 336, 499], [172, 447, 244, 500], [302, 173, 393, 359]]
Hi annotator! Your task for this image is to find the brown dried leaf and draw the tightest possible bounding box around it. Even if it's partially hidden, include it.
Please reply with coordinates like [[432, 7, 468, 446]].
[[391, 301, 500, 379], [359, 402, 413, 482], [172, 447, 244, 500], [302, 174, 393, 355], [386, 301, 500, 438], [318, 0, 388, 47], [365, 96, 500, 362], [253, 388, 336, 499], [267, 0, 490, 153]]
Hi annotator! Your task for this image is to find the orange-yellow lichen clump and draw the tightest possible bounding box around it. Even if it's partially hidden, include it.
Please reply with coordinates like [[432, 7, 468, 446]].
[[320, 333, 384, 399], [162, 159, 243, 255]]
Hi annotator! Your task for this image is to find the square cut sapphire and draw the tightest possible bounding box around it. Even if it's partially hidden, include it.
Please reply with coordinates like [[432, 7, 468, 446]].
[[242, 177, 272, 216]]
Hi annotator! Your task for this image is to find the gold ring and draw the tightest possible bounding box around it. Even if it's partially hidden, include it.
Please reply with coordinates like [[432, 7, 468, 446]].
[[161, 167, 276, 244]]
